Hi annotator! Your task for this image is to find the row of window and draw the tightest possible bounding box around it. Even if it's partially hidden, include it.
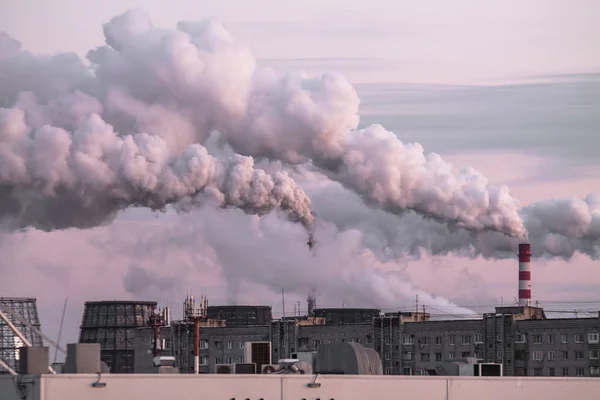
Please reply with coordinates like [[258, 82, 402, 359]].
[[516, 332, 599, 344], [389, 349, 600, 362], [531, 349, 599, 361], [533, 367, 599, 377], [401, 334, 484, 346], [193, 356, 247, 366], [391, 351, 484, 362], [399, 332, 600, 346]]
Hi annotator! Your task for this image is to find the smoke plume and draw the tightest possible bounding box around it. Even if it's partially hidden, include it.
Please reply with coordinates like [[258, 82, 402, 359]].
[[0, 107, 314, 231], [0, 9, 525, 238], [296, 167, 600, 261], [1, 8, 598, 261]]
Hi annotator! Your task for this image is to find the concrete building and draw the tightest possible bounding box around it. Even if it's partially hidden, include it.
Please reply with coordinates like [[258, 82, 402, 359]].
[[130, 304, 600, 378], [372, 306, 600, 378]]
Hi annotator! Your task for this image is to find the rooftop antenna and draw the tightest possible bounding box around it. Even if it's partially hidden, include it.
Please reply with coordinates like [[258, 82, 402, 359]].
[[53, 298, 68, 364], [415, 294, 419, 315]]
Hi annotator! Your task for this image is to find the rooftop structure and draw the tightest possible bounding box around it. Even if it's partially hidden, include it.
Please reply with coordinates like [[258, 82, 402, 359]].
[[312, 308, 381, 325], [206, 305, 272, 327], [0, 297, 43, 374], [78, 300, 158, 373]]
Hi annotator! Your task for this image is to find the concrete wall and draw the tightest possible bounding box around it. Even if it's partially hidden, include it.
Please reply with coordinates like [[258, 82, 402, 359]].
[[2, 374, 600, 400]]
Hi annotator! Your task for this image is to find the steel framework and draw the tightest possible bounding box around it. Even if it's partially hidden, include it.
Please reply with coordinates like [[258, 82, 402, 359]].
[[78, 301, 157, 373], [0, 297, 43, 374]]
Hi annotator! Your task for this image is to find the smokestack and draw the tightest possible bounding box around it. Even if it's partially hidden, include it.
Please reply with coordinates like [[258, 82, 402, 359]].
[[518, 243, 532, 306], [307, 293, 316, 317], [194, 317, 200, 374]]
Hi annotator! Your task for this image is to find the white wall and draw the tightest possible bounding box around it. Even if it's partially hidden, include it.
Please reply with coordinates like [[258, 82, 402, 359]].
[[2, 374, 600, 400]]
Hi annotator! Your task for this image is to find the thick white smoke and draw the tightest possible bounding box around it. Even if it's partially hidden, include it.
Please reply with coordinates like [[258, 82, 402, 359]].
[[0, 107, 314, 231], [87, 9, 526, 238], [294, 167, 600, 261], [0, 8, 525, 238], [1, 7, 598, 262]]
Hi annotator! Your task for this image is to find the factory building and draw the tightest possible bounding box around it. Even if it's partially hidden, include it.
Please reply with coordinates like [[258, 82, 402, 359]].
[[129, 302, 599, 378], [81, 243, 600, 377]]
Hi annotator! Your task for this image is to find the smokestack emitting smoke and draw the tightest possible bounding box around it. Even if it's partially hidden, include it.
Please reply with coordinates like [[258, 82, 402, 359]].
[[518, 243, 532, 306], [0, 8, 598, 262], [0, 9, 525, 239]]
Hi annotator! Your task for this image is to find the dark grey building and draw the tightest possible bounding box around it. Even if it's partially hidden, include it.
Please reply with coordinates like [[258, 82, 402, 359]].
[[78, 300, 157, 373], [129, 302, 599, 378], [373, 306, 600, 377]]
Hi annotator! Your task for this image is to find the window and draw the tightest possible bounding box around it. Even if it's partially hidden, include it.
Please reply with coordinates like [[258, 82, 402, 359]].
[[475, 350, 483, 359], [589, 332, 599, 343], [435, 336, 442, 345], [461, 335, 471, 345], [533, 368, 542, 376], [515, 333, 526, 343], [328, 339, 334, 343], [549, 368, 555, 376], [548, 334, 555, 344], [547, 351, 555, 361], [402, 351, 413, 361], [239, 341, 245, 349], [533, 335, 542, 344], [215, 341, 223, 350], [496, 350, 503, 360], [384, 336, 390, 345], [562, 368, 569, 376], [561, 333, 568, 343], [496, 334, 502, 342], [448, 335, 455, 346], [575, 334, 584, 343], [461, 352, 470, 358], [385, 367, 392, 375], [227, 357, 234, 363], [421, 353, 430, 362], [227, 341, 233, 350], [200, 340, 208, 349], [448, 352, 455, 360], [590, 349, 599, 359], [591, 367, 600, 376], [435, 352, 442, 362], [215, 357, 222, 364], [200, 356, 207, 365], [575, 350, 584, 360], [366, 334, 373, 344], [421, 337, 430, 345], [403, 367, 412, 375], [532, 351, 543, 361], [385, 352, 391, 360], [403, 335, 414, 345], [561, 351, 569, 360], [576, 367, 585, 377], [474, 333, 483, 344]]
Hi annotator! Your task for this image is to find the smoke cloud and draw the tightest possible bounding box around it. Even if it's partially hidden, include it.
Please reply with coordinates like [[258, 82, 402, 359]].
[[1, 7, 598, 263], [295, 167, 600, 261], [0, 9, 525, 239], [0, 107, 314, 231]]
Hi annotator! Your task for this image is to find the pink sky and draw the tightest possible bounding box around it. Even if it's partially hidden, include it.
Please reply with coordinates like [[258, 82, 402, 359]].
[[0, 3, 598, 357], [1, 150, 598, 349]]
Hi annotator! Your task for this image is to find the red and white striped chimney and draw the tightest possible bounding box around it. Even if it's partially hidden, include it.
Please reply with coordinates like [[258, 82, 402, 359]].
[[518, 243, 532, 306]]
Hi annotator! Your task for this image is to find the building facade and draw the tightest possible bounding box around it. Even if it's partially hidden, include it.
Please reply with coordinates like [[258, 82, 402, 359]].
[[130, 304, 600, 377]]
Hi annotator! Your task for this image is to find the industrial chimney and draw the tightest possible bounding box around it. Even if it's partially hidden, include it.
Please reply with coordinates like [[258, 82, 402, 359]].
[[518, 243, 532, 306]]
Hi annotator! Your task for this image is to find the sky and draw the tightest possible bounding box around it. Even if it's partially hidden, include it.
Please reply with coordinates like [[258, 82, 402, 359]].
[[0, 0, 599, 359]]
